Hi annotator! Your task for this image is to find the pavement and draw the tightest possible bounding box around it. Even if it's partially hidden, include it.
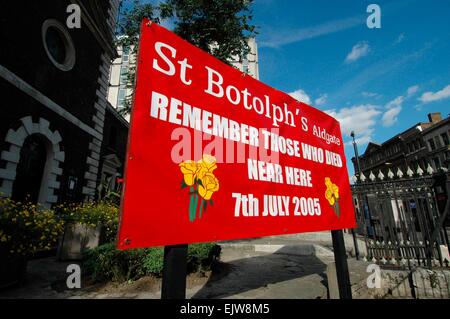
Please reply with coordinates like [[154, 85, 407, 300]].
[[220, 231, 367, 257], [0, 245, 333, 299], [190, 245, 333, 299], [0, 231, 400, 299]]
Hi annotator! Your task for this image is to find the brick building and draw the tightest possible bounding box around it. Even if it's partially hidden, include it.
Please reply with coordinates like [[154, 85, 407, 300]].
[[352, 112, 450, 178], [0, 1, 128, 207]]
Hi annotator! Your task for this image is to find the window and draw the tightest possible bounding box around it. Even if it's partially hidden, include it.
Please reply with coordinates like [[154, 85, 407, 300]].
[[122, 46, 130, 62], [242, 57, 249, 74], [415, 140, 420, 150], [120, 66, 128, 85], [435, 136, 442, 148], [441, 133, 449, 146], [118, 89, 126, 108], [429, 139, 436, 151], [41, 19, 76, 71]]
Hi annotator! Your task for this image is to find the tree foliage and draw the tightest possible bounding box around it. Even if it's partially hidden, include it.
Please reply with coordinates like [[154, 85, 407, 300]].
[[159, 0, 256, 63], [116, 0, 257, 114]]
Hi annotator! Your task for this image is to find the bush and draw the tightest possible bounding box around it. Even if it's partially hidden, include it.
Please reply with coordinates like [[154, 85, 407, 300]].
[[0, 197, 64, 257], [142, 247, 164, 274], [83, 242, 221, 283], [83, 243, 147, 282], [187, 242, 221, 273], [57, 201, 119, 243]]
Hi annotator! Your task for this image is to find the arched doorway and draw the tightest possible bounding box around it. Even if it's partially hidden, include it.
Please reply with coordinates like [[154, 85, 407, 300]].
[[1, 116, 65, 207], [11, 134, 47, 203]]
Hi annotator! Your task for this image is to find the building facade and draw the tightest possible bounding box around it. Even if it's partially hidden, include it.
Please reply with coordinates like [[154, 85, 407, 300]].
[[229, 37, 260, 80], [352, 112, 450, 178], [351, 112, 450, 242], [0, 1, 127, 207], [107, 43, 136, 121]]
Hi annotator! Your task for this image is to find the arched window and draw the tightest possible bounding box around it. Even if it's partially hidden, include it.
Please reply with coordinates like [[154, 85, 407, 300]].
[[12, 134, 47, 203]]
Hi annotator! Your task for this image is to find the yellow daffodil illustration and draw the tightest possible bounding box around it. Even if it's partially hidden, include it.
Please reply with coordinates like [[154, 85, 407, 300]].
[[198, 154, 217, 174], [179, 154, 220, 222], [198, 173, 219, 200], [179, 160, 200, 186], [325, 177, 340, 217]]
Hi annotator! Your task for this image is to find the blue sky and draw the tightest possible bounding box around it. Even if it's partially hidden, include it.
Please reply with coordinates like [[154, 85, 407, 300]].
[[127, 0, 450, 176], [251, 0, 450, 176]]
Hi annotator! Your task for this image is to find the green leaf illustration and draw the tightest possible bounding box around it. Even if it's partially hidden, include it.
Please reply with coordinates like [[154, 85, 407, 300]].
[[193, 194, 199, 220], [335, 201, 340, 218], [189, 187, 195, 222], [199, 199, 204, 218]]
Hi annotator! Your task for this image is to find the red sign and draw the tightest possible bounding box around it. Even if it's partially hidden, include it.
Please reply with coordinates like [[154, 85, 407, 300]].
[[117, 19, 356, 250]]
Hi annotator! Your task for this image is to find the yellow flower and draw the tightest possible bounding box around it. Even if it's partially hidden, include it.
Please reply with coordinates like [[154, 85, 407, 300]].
[[199, 154, 217, 171], [179, 160, 200, 186], [324, 177, 339, 206], [332, 184, 339, 199], [198, 173, 219, 200], [325, 189, 335, 206], [197, 154, 217, 180]]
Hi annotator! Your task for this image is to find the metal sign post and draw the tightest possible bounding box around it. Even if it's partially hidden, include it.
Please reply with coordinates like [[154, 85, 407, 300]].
[[161, 244, 188, 299], [331, 229, 352, 299]]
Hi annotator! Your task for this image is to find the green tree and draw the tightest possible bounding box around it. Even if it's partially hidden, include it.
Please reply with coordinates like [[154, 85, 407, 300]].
[[116, 0, 256, 115]]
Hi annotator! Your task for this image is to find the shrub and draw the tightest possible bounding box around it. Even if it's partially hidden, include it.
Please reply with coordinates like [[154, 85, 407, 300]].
[[187, 242, 221, 273], [83, 242, 221, 283], [57, 201, 119, 243], [142, 247, 164, 275], [0, 197, 64, 257], [83, 243, 147, 282]]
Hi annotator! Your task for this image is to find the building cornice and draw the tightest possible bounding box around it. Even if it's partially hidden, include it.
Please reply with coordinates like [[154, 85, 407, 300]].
[[70, 0, 119, 59]]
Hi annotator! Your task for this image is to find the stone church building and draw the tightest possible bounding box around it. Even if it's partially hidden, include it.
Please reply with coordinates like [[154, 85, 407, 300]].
[[0, 1, 128, 207]]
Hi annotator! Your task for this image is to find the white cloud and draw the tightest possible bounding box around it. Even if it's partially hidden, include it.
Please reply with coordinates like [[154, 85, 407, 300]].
[[394, 33, 405, 44], [361, 91, 381, 99], [385, 96, 404, 109], [407, 85, 419, 97], [361, 92, 376, 98], [419, 84, 450, 103], [382, 105, 402, 127], [382, 95, 405, 127], [345, 42, 370, 63], [325, 104, 381, 145], [333, 45, 430, 101], [315, 94, 328, 106], [289, 89, 311, 105], [260, 15, 364, 48], [381, 85, 420, 126]]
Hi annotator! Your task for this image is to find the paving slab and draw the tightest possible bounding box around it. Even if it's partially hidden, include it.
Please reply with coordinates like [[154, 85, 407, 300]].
[[189, 246, 332, 299], [0, 232, 380, 299]]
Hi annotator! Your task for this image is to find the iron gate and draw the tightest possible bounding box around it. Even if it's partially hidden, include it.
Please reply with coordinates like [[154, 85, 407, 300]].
[[351, 166, 450, 269]]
